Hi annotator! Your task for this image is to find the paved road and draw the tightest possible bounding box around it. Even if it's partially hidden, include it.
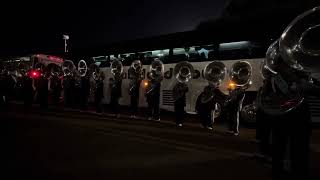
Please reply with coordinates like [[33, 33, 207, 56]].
[[1, 104, 319, 180]]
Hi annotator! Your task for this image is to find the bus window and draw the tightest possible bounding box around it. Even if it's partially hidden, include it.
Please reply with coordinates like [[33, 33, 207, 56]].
[[165, 54, 187, 64], [219, 41, 266, 60], [218, 41, 250, 60], [141, 52, 153, 65]]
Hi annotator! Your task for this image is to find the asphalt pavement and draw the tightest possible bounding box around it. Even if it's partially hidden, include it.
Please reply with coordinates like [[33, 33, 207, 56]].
[[1, 103, 320, 180]]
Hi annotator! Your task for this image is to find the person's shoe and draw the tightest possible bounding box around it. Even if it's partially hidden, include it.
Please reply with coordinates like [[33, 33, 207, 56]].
[[147, 117, 152, 121], [130, 115, 135, 119], [226, 130, 234, 134], [154, 118, 160, 122], [177, 124, 183, 127], [233, 132, 239, 136], [207, 127, 213, 130]]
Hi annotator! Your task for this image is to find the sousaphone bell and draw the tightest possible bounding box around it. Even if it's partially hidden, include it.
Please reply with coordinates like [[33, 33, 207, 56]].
[[172, 61, 194, 101]]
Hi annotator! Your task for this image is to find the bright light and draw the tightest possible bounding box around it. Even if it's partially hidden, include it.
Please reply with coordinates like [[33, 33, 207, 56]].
[[228, 81, 236, 90], [30, 70, 40, 78], [144, 80, 148, 87], [63, 34, 70, 40]]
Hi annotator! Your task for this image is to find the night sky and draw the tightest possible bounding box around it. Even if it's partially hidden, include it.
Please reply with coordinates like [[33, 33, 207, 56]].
[[0, 0, 317, 57], [0, 0, 226, 56]]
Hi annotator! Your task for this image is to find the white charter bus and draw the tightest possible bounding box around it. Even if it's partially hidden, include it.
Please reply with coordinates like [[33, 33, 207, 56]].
[[94, 41, 266, 118]]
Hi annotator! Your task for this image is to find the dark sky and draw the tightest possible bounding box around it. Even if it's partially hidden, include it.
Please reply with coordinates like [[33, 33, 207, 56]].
[[0, 0, 227, 55]]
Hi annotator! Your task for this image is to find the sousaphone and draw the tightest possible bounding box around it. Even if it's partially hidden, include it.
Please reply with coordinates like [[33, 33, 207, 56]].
[[145, 58, 164, 95], [129, 60, 143, 95], [258, 7, 320, 116], [201, 61, 226, 103], [172, 61, 194, 101], [229, 61, 252, 89], [202, 61, 227, 118]]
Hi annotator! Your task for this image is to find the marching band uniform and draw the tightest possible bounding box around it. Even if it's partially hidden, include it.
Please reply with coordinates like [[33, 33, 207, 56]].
[[226, 87, 245, 135], [255, 79, 272, 158], [0, 71, 10, 108], [128, 67, 142, 118], [173, 82, 188, 126], [22, 73, 34, 108], [196, 85, 225, 130], [80, 76, 90, 110], [63, 75, 76, 107], [37, 73, 49, 109], [268, 65, 320, 180], [146, 79, 161, 121], [50, 75, 62, 106], [94, 77, 104, 113], [0, 71, 15, 107], [110, 77, 122, 116]]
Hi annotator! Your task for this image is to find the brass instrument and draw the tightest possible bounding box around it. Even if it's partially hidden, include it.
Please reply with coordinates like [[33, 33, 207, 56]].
[[172, 61, 194, 101], [77, 60, 88, 77], [229, 61, 252, 90], [201, 61, 226, 104], [110, 59, 123, 78], [46, 63, 63, 78], [224, 61, 251, 113], [149, 58, 164, 82], [61, 59, 90, 89], [258, 7, 320, 116], [241, 104, 257, 123], [110, 59, 124, 89], [145, 58, 164, 96], [129, 60, 143, 95], [17, 61, 31, 77], [202, 61, 227, 118], [174, 61, 194, 83], [62, 60, 76, 77]]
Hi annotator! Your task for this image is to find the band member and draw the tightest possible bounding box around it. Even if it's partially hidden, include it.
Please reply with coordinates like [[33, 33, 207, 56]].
[[225, 86, 245, 136], [145, 77, 162, 121], [37, 71, 49, 109], [0, 70, 9, 108], [22, 71, 34, 108], [94, 71, 104, 113], [173, 82, 188, 126], [196, 84, 225, 130], [63, 74, 76, 107], [50, 74, 62, 106], [0, 70, 15, 107], [268, 61, 320, 180], [80, 75, 90, 111], [109, 76, 122, 117], [145, 59, 163, 121], [128, 61, 143, 118]]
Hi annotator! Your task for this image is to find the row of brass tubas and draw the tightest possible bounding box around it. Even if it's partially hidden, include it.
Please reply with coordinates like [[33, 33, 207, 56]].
[[174, 60, 252, 118]]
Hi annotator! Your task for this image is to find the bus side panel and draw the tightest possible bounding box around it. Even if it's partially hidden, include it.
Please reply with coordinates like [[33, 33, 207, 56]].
[[99, 58, 264, 114]]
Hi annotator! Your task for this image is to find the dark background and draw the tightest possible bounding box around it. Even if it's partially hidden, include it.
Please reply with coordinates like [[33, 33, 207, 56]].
[[0, 0, 318, 58]]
